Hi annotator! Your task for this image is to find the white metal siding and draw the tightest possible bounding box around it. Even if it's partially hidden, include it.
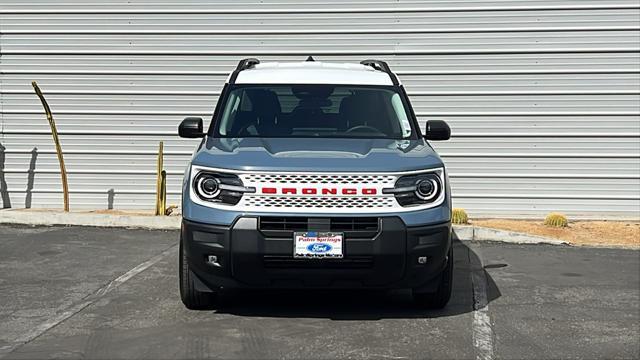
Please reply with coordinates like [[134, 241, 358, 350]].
[[1, 0, 639, 218]]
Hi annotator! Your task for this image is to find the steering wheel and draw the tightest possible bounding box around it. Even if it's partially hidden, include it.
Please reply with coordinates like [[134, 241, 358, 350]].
[[345, 125, 384, 135]]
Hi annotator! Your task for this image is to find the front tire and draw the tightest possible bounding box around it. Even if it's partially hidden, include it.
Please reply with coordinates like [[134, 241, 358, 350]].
[[413, 247, 453, 309], [179, 239, 217, 310]]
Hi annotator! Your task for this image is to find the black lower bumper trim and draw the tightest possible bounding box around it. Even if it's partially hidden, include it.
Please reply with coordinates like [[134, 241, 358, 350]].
[[263, 255, 374, 269], [182, 216, 451, 290]]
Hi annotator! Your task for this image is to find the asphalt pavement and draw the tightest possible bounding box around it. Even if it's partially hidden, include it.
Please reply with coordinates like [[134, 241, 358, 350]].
[[0, 224, 638, 359]]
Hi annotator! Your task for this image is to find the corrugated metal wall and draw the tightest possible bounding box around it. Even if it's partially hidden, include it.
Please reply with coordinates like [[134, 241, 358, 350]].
[[1, 0, 639, 218]]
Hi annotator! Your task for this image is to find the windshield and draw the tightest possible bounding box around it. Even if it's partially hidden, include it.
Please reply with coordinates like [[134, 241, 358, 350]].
[[213, 84, 415, 139]]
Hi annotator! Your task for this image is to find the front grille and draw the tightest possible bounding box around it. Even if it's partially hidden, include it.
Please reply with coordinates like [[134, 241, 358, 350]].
[[236, 171, 401, 213], [263, 255, 374, 268], [243, 173, 396, 185], [327, 217, 379, 231], [259, 217, 379, 232], [259, 217, 308, 231], [243, 196, 396, 209]]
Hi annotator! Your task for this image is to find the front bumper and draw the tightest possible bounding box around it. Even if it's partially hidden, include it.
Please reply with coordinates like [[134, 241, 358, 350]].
[[182, 216, 451, 291]]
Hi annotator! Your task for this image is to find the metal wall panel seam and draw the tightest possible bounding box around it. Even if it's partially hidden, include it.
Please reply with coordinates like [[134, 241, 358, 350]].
[[2, 4, 639, 14], [2, 149, 196, 155], [3, 89, 640, 96], [4, 69, 639, 75], [1, 129, 639, 137], [3, 48, 640, 56], [3, 149, 639, 158], [1, 169, 638, 180], [4, 26, 640, 35], [3, 188, 638, 201], [3, 110, 639, 116]]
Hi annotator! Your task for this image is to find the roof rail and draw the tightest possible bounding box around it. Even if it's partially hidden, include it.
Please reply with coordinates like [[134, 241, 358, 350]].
[[228, 58, 260, 84], [360, 59, 399, 85]]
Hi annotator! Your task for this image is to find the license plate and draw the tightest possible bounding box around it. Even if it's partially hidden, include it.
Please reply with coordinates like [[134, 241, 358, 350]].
[[294, 232, 343, 258]]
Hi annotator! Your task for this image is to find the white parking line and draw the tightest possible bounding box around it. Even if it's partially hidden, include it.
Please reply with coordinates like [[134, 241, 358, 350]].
[[471, 248, 495, 360], [0, 244, 178, 358]]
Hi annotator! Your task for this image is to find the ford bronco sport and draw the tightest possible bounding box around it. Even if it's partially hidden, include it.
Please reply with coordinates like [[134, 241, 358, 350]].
[[178, 58, 453, 309]]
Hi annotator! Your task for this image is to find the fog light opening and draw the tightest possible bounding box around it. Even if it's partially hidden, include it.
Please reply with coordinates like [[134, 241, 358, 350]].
[[206, 255, 221, 267]]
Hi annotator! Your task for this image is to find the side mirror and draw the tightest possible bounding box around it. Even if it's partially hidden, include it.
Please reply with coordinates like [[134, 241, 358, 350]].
[[179, 117, 204, 138], [424, 120, 451, 141]]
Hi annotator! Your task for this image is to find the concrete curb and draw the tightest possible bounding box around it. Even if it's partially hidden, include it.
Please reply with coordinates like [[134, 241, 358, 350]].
[[0, 209, 573, 246], [0, 209, 181, 230], [452, 225, 569, 246]]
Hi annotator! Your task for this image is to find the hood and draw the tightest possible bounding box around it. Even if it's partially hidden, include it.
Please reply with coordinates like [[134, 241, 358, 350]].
[[190, 137, 443, 172]]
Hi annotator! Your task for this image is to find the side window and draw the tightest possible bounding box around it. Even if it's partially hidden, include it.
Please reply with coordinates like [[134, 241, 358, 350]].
[[391, 93, 412, 137], [218, 92, 241, 136]]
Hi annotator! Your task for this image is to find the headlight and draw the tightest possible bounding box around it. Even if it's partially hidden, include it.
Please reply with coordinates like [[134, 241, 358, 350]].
[[196, 175, 220, 199], [383, 168, 444, 207], [416, 178, 438, 200], [192, 169, 254, 205]]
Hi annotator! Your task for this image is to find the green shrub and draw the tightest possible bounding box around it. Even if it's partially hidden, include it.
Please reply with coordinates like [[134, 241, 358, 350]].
[[452, 208, 469, 225], [544, 212, 568, 227]]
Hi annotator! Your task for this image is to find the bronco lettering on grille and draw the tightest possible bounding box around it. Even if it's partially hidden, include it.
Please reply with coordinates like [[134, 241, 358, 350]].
[[261, 187, 378, 195]]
